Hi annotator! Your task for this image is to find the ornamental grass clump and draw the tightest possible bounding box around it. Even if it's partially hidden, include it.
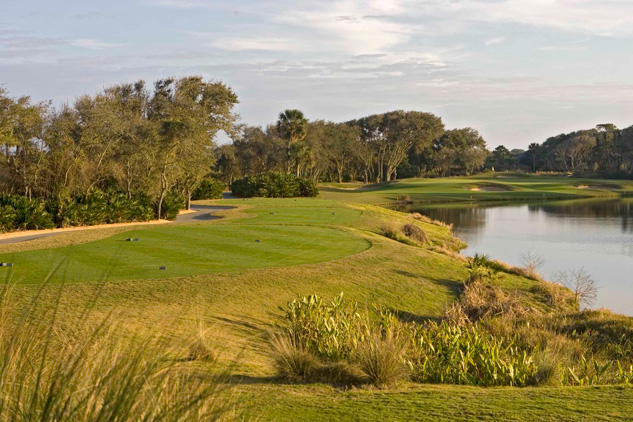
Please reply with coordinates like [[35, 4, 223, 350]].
[[356, 328, 407, 386]]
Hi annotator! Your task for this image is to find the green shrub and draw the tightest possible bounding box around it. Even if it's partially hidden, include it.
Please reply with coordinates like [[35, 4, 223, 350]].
[[396, 193, 412, 204], [272, 293, 552, 387], [192, 178, 225, 200], [297, 177, 319, 197], [466, 253, 499, 285], [230, 172, 318, 198], [48, 191, 154, 227], [0, 194, 54, 231], [0, 205, 16, 233], [402, 223, 429, 243], [161, 191, 185, 221], [279, 293, 364, 361], [406, 322, 538, 386]]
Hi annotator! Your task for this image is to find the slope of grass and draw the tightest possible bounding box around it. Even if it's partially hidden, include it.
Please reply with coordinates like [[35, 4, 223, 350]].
[[1, 194, 629, 420], [243, 384, 633, 422], [319, 173, 633, 205]]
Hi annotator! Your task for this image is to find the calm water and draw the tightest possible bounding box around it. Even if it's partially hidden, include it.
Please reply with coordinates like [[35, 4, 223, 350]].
[[405, 198, 633, 315]]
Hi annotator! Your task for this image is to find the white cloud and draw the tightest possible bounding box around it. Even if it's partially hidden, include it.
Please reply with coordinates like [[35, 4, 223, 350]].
[[412, 0, 633, 37], [275, 0, 412, 55], [485, 36, 505, 46], [70, 39, 120, 50], [212, 37, 302, 52]]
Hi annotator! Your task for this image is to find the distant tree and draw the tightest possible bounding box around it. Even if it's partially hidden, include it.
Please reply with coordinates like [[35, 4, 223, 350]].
[[523, 143, 541, 172], [352, 111, 444, 182], [433, 128, 487, 176], [323, 122, 361, 183], [597, 123, 617, 132], [277, 109, 308, 174], [1, 93, 49, 199], [487, 145, 516, 171], [148, 76, 238, 215]]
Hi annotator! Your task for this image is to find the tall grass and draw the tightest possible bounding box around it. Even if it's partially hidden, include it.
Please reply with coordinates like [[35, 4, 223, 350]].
[[356, 329, 407, 386], [406, 322, 537, 387], [0, 271, 240, 422]]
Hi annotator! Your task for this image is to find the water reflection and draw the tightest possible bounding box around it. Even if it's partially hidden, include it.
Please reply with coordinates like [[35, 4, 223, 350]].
[[403, 198, 633, 315], [532, 198, 633, 232]]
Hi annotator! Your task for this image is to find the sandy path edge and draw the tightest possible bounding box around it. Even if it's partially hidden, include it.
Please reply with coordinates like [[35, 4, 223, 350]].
[[0, 219, 172, 241]]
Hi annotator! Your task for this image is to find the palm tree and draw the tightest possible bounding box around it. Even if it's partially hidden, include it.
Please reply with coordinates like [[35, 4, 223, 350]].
[[277, 109, 307, 174]]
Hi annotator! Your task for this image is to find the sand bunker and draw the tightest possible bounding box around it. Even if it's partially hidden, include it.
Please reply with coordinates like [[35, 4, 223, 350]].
[[576, 184, 621, 190], [469, 184, 512, 192]]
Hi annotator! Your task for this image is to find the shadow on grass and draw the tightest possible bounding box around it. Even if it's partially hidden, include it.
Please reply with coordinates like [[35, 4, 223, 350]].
[[394, 270, 463, 296]]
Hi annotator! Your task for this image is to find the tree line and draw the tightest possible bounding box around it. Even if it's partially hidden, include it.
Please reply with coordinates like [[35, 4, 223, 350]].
[[516, 124, 633, 177], [215, 109, 490, 184], [0, 77, 238, 219]]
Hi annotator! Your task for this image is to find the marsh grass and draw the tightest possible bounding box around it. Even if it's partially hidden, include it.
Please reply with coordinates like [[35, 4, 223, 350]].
[[0, 267, 241, 422], [268, 331, 319, 382], [356, 329, 407, 386]]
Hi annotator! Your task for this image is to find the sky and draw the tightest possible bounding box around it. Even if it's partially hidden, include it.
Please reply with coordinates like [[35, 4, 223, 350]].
[[2, 0, 633, 148]]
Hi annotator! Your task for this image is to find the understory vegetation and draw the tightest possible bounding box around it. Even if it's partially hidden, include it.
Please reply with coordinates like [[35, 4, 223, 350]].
[[230, 171, 318, 198], [269, 260, 633, 388], [0, 190, 181, 233]]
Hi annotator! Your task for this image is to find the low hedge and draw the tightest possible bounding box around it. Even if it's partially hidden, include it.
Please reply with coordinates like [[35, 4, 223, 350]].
[[0, 194, 54, 232], [0, 189, 187, 233], [231, 172, 318, 198]]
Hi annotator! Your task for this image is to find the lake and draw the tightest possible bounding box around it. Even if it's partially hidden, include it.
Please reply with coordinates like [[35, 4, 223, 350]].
[[404, 198, 633, 315]]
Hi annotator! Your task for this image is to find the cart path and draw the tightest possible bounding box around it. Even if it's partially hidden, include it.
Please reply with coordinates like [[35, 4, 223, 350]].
[[0, 205, 232, 245]]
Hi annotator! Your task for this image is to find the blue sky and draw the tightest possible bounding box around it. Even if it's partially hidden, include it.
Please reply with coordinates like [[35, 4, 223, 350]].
[[2, 0, 633, 148]]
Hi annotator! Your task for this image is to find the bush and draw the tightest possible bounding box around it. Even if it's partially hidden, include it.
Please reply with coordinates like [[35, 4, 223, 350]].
[[161, 191, 185, 221], [396, 193, 412, 204], [192, 178, 224, 200], [465, 253, 499, 285], [402, 224, 429, 243], [48, 191, 154, 227], [280, 293, 364, 361], [271, 293, 544, 387], [0, 194, 54, 232], [230, 172, 318, 198], [406, 322, 538, 386]]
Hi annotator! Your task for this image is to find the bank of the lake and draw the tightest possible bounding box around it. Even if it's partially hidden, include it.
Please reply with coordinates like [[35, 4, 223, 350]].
[[403, 197, 633, 315]]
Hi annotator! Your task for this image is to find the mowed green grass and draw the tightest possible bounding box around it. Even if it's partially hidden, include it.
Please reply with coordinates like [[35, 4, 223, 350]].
[[3, 197, 632, 420], [244, 384, 633, 422], [319, 173, 633, 205], [0, 219, 369, 284]]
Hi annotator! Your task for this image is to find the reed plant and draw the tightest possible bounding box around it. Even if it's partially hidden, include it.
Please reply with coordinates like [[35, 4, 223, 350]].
[[0, 269, 240, 422]]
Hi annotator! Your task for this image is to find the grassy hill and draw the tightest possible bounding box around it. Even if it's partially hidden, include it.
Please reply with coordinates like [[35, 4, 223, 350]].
[[1, 188, 632, 420], [319, 173, 633, 205]]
